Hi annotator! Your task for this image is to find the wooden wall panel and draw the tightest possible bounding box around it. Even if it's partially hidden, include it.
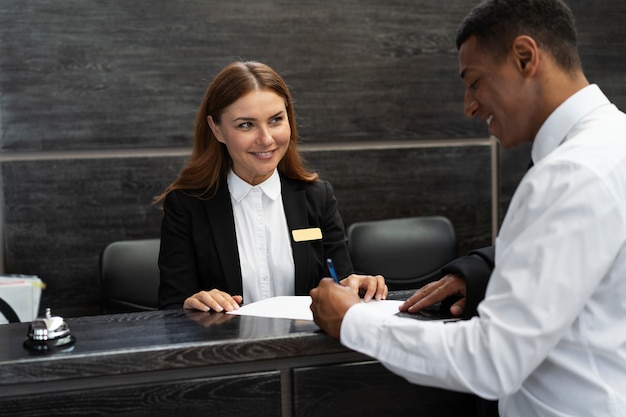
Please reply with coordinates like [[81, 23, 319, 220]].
[[2, 156, 176, 317], [1, 1, 622, 152], [0, 0, 481, 152], [303, 145, 492, 251], [2, 144, 490, 317]]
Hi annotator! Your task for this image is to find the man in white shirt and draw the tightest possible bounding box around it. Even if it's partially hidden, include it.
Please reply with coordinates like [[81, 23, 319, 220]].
[[310, 1, 626, 416]]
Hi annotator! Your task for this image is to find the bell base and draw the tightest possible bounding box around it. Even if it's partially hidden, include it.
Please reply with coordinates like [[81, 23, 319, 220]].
[[23, 334, 76, 353]]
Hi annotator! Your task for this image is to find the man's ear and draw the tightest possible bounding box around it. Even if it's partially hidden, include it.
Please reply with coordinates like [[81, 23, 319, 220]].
[[512, 35, 539, 75], [207, 115, 225, 143]]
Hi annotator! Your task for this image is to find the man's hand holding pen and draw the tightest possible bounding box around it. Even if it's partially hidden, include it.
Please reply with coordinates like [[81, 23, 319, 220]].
[[313, 259, 388, 338], [310, 278, 361, 339], [326, 258, 388, 302]]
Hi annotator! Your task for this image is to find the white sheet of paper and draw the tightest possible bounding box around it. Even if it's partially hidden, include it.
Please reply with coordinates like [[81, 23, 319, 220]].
[[226, 296, 403, 321]]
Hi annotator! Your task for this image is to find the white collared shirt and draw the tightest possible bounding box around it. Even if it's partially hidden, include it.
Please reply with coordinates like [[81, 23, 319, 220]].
[[341, 85, 626, 416], [227, 169, 295, 304]]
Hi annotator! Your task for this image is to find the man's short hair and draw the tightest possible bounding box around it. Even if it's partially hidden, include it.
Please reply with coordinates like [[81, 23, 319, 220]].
[[456, 0, 581, 72]]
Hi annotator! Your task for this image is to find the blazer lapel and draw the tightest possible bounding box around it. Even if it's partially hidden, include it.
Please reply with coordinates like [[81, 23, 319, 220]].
[[204, 184, 244, 296], [280, 176, 311, 295]]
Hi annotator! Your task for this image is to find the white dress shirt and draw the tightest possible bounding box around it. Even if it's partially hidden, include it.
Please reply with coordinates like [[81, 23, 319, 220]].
[[341, 85, 626, 417], [228, 169, 295, 304]]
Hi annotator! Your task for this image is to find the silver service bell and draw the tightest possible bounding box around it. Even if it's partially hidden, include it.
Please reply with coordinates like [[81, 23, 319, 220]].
[[23, 307, 76, 352]]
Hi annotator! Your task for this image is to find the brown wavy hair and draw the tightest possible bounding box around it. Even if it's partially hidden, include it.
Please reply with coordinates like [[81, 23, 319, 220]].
[[154, 61, 318, 204]]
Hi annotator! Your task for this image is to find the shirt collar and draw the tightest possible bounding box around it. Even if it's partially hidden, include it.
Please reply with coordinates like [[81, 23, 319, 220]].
[[531, 84, 610, 164], [227, 169, 281, 203]]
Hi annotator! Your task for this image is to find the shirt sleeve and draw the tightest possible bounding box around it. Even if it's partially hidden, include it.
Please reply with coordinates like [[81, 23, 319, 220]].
[[341, 159, 625, 399]]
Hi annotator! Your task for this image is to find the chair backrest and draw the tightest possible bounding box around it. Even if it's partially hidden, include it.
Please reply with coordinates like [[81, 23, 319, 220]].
[[100, 238, 161, 313], [347, 216, 457, 291]]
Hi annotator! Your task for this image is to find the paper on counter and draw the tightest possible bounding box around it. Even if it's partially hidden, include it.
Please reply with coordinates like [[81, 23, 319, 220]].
[[226, 295, 403, 321]]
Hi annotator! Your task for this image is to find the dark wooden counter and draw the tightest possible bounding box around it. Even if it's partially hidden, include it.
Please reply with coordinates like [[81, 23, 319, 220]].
[[0, 292, 479, 417]]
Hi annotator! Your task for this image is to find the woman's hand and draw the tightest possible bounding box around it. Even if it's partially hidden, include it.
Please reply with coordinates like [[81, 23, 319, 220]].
[[340, 273, 388, 302], [183, 289, 243, 312]]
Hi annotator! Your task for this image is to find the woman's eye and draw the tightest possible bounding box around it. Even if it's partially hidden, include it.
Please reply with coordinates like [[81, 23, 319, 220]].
[[238, 121, 253, 129], [270, 116, 283, 125]]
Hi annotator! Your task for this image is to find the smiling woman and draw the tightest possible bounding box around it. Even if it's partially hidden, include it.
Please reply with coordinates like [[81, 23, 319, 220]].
[[208, 89, 291, 186], [154, 61, 318, 201], [153, 61, 388, 314]]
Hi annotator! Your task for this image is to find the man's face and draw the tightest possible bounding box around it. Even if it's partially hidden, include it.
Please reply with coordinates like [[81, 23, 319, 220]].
[[458, 36, 539, 149]]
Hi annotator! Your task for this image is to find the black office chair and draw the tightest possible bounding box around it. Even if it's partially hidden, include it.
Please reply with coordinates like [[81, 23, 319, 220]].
[[100, 238, 161, 313], [347, 216, 457, 291]]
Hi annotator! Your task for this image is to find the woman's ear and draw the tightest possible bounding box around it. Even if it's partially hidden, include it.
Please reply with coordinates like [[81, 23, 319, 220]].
[[512, 35, 539, 76], [207, 115, 225, 143]]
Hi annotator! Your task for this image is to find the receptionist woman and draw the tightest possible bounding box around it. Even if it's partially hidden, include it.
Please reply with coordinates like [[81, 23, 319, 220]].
[[154, 61, 386, 312]]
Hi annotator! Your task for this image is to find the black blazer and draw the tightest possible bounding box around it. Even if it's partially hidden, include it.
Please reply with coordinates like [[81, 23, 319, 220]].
[[158, 175, 353, 309]]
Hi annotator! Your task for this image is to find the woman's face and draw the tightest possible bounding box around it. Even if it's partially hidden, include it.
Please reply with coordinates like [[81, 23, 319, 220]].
[[208, 89, 291, 185]]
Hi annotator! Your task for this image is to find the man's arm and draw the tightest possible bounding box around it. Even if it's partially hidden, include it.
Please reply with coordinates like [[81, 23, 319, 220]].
[[400, 245, 495, 318], [440, 245, 494, 317]]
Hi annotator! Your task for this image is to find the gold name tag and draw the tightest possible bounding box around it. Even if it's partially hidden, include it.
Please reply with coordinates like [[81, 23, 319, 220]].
[[292, 227, 322, 242]]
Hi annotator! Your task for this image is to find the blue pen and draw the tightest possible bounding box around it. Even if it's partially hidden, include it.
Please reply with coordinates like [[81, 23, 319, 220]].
[[326, 258, 340, 283]]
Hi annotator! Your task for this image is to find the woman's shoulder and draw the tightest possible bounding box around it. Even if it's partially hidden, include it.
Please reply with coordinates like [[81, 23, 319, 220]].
[[165, 185, 228, 206], [281, 176, 333, 195]]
